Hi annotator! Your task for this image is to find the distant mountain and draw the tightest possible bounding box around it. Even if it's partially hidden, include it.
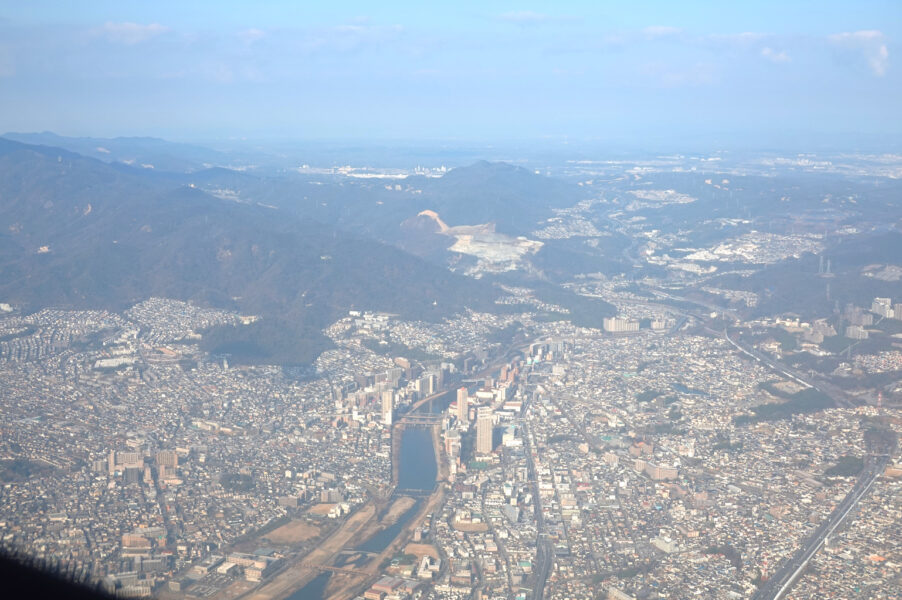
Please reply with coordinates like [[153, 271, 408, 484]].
[[406, 161, 585, 235], [201, 160, 598, 278], [2, 132, 227, 173], [0, 139, 498, 364], [177, 160, 587, 239]]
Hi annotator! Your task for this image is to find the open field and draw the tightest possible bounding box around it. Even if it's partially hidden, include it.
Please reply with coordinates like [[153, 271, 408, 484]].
[[452, 520, 490, 532], [263, 520, 321, 545], [307, 503, 336, 516], [403, 543, 440, 559], [243, 504, 376, 600]]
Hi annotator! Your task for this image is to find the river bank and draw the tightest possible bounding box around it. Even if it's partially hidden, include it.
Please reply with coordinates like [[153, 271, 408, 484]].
[[321, 423, 446, 600], [257, 420, 445, 600]]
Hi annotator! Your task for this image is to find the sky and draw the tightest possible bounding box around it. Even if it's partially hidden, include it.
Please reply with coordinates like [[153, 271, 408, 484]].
[[0, 1, 900, 149]]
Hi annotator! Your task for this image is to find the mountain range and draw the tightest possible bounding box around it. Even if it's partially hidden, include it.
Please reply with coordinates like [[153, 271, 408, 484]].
[[0, 137, 503, 363]]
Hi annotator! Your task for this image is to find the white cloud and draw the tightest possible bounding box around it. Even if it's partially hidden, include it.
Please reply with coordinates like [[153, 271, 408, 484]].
[[830, 29, 883, 42], [760, 47, 790, 63], [829, 30, 889, 76], [643, 25, 682, 38], [96, 22, 169, 45]]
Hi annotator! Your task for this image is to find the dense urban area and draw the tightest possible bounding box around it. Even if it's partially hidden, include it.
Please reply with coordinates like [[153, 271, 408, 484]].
[[3, 1, 901, 597], [1, 146, 901, 600], [2, 289, 901, 599]]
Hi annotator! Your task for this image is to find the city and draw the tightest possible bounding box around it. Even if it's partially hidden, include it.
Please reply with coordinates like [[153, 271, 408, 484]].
[[1, 284, 899, 599], [1, 3, 901, 599]]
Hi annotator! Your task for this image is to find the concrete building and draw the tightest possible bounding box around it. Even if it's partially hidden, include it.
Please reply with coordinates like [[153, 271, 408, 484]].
[[845, 325, 869, 340], [602, 317, 640, 333], [456, 387, 468, 424], [476, 407, 493, 455], [156, 450, 178, 468], [871, 297, 894, 318], [109, 450, 142, 474], [381, 390, 393, 426]]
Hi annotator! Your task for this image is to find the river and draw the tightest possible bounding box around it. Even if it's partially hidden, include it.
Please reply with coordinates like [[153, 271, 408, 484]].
[[396, 427, 437, 492], [286, 422, 437, 600]]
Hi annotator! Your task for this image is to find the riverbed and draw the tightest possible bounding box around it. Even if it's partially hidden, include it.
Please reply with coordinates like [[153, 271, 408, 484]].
[[286, 422, 437, 600]]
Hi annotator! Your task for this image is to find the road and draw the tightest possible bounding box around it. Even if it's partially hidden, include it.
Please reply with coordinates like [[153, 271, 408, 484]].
[[640, 286, 856, 410], [722, 328, 855, 409], [752, 456, 888, 599], [522, 390, 552, 600], [646, 287, 889, 600]]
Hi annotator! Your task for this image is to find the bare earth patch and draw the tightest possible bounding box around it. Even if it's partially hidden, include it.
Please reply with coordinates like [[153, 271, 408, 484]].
[[307, 503, 336, 516], [403, 543, 439, 560], [383, 496, 416, 523], [263, 520, 321, 544], [452, 520, 490, 532]]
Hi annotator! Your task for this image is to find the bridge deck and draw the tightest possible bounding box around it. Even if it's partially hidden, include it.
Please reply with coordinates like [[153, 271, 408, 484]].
[[296, 562, 369, 578]]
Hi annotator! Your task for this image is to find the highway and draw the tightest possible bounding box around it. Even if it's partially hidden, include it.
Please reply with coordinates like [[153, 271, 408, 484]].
[[641, 287, 887, 599], [722, 328, 855, 409], [752, 456, 887, 599], [641, 286, 856, 410], [723, 329, 813, 389]]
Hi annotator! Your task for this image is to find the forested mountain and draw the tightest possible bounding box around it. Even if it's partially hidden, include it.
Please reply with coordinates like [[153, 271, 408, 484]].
[[0, 139, 500, 362]]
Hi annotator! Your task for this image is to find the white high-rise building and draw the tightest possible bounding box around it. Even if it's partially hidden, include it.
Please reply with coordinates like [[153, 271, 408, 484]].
[[382, 390, 393, 426], [456, 387, 468, 423], [872, 297, 893, 318], [603, 317, 640, 333], [476, 407, 494, 455]]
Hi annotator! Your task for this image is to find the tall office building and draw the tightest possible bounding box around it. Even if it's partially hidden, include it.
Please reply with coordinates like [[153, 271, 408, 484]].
[[476, 407, 493, 455], [456, 387, 468, 423], [382, 390, 393, 426]]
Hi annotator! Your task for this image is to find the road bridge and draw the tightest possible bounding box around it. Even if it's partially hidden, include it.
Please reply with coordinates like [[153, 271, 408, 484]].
[[396, 413, 442, 426], [296, 562, 369, 578]]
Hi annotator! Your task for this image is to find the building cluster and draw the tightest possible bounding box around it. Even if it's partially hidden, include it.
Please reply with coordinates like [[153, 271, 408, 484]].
[[532, 199, 606, 240], [787, 475, 902, 599], [0, 302, 454, 597], [419, 319, 901, 599], [1, 293, 900, 600], [679, 231, 825, 265], [842, 296, 902, 341]]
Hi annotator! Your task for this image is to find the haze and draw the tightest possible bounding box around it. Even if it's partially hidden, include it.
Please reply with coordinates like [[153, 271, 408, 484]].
[[2, 3, 902, 600], [1, 0, 900, 148]]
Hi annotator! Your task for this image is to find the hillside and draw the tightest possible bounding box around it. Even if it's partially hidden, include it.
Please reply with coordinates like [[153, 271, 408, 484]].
[[0, 140, 499, 363], [2, 132, 227, 173]]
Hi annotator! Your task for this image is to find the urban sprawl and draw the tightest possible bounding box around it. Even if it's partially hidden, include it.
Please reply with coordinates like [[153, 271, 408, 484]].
[[0, 289, 900, 600]]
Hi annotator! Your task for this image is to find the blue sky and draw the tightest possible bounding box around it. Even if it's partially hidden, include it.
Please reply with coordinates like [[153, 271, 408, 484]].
[[0, 1, 899, 148]]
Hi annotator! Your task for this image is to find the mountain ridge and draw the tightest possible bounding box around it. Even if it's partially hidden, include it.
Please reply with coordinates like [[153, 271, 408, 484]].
[[0, 139, 500, 364]]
